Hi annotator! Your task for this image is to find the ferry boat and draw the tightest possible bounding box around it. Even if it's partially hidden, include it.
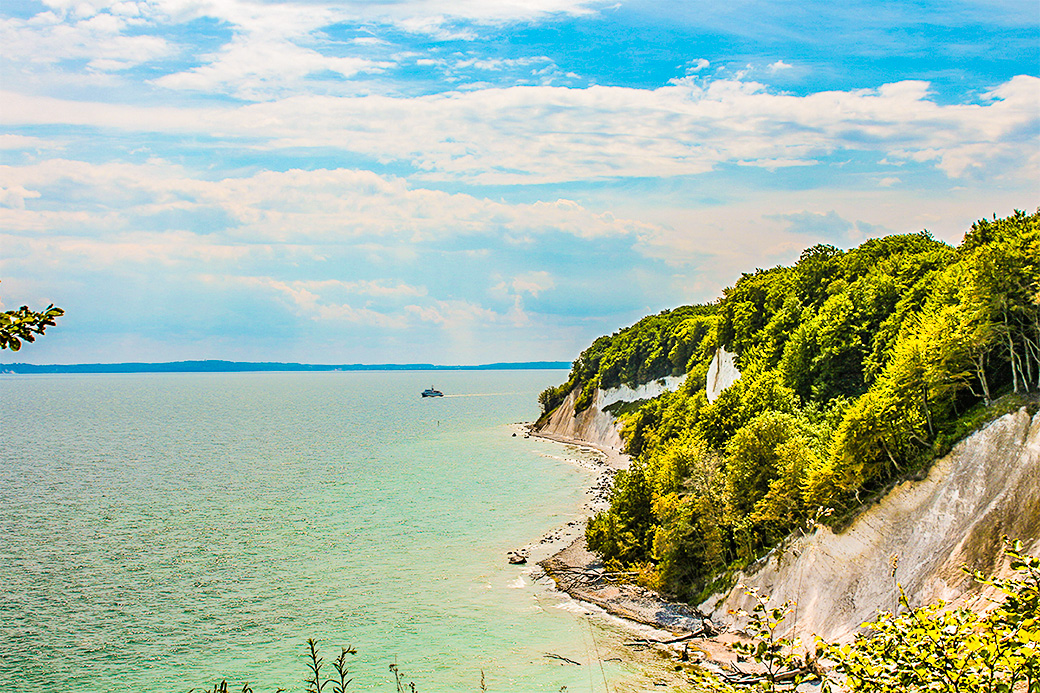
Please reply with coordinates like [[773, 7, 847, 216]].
[[421, 386, 443, 397]]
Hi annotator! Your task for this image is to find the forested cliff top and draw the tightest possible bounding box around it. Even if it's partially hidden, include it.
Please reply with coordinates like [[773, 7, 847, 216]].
[[538, 209, 1040, 600]]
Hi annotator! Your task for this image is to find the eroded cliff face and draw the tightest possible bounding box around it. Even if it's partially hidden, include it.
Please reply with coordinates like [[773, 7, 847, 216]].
[[706, 347, 741, 403], [537, 376, 685, 455], [704, 407, 1040, 644]]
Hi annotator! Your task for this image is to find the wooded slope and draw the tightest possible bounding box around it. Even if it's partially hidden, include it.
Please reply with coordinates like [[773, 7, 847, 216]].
[[540, 209, 1040, 600]]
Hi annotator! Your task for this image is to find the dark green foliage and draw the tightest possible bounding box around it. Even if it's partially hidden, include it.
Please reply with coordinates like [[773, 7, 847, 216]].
[[538, 380, 572, 416], [696, 369, 799, 450], [570, 210, 1040, 599], [586, 461, 654, 564], [566, 304, 718, 412], [0, 297, 63, 351], [717, 267, 790, 357]]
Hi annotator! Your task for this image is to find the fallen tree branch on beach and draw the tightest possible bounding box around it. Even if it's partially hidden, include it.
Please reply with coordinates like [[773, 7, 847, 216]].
[[718, 665, 810, 687], [623, 628, 706, 647], [539, 564, 609, 590], [544, 653, 582, 666], [539, 561, 646, 591]]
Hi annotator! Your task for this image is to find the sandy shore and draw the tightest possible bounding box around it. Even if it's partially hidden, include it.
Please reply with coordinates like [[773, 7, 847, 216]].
[[529, 427, 631, 472], [523, 425, 706, 631], [508, 424, 761, 684]]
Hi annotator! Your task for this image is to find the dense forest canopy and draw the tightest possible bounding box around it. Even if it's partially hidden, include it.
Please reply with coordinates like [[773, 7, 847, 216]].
[[540, 210, 1040, 601]]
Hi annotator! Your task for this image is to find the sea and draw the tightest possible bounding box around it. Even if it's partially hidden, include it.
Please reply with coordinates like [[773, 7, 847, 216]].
[[0, 370, 673, 692]]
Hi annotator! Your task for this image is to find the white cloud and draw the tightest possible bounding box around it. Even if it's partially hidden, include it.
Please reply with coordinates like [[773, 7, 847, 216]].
[[0, 160, 653, 245], [355, 0, 606, 25], [5, 74, 1035, 184], [405, 298, 498, 326], [1, 229, 252, 271], [231, 276, 414, 327], [2, 0, 609, 100], [0, 10, 171, 71], [685, 58, 710, 74], [154, 37, 395, 99], [618, 184, 1033, 291], [247, 280, 538, 336], [510, 270, 555, 296], [0, 135, 53, 150], [0, 186, 42, 209], [768, 59, 792, 72], [455, 56, 550, 71]]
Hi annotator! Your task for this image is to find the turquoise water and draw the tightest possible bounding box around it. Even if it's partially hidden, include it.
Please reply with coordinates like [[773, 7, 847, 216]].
[[0, 371, 656, 692]]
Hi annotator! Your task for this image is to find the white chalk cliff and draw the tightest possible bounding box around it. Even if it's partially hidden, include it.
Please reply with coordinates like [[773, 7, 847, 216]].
[[705, 407, 1040, 643], [537, 376, 685, 453], [706, 347, 741, 402]]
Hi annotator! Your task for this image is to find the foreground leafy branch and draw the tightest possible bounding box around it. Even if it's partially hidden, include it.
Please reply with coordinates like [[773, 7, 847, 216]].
[[822, 539, 1038, 692], [729, 586, 816, 692], [305, 638, 357, 693], [721, 540, 1038, 693], [0, 301, 64, 351]]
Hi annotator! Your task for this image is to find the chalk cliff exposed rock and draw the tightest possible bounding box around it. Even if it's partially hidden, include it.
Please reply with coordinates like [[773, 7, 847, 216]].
[[537, 376, 685, 455], [706, 347, 740, 403], [704, 407, 1040, 644]]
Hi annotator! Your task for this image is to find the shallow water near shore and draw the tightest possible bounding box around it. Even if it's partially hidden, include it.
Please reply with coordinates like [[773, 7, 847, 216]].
[[0, 371, 671, 692]]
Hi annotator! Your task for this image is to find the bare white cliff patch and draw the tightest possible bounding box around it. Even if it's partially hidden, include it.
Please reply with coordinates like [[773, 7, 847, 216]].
[[706, 346, 740, 402]]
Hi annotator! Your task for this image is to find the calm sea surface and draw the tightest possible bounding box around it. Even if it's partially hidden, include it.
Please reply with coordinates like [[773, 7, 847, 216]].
[[0, 371, 659, 692]]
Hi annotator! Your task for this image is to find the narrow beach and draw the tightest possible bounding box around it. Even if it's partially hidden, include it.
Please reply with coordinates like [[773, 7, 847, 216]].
[[513, 424, 753, 686]]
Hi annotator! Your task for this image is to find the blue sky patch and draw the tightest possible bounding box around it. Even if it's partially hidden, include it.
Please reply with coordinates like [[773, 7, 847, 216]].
[[0, 0, 1036, 364]]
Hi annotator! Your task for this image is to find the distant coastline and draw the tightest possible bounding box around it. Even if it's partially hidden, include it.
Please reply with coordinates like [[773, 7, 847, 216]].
[[0, 360, 571, 374]]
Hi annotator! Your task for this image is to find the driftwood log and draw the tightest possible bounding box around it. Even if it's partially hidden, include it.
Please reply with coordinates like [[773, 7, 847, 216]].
[[544, 653, 582, 666], [718, 665, 811, 687], [623, 626, 708, 647]]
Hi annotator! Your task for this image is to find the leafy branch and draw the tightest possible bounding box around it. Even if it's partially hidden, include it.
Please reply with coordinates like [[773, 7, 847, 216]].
[[0, 302, 64, 351]]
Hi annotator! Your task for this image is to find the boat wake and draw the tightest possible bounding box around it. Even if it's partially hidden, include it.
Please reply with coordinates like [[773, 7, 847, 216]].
[[443, 392, 523, 397]]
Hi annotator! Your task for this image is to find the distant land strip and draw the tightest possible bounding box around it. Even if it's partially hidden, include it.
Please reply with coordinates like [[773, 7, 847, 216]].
[[0, 360, 571, 374]]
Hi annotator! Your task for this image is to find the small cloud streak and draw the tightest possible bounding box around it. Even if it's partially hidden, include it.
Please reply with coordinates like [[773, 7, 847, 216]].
[[511, 271, 555, 297], [686, 58, 710, 74]]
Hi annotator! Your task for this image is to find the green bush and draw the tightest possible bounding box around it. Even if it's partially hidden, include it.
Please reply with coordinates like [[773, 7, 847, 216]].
[[823, 539, 1039, 693]]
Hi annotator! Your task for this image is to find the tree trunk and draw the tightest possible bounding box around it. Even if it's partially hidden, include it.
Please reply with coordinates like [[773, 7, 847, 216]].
[[974, 353, 991, 405], [921, 386, 933, 438], [1021, 328, 1039, 391], [1005, 314, 1020, 394]]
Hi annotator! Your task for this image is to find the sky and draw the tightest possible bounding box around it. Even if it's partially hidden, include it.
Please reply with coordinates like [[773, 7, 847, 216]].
[[1, 0, 1037, 365]]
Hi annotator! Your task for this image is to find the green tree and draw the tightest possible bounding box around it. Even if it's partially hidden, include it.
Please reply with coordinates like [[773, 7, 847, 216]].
[[724, 411, 804, 517], [586, 462, 654, 564]]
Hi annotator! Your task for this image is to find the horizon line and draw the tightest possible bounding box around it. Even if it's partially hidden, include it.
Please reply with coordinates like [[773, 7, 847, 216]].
[[0, 359, 572, 374]]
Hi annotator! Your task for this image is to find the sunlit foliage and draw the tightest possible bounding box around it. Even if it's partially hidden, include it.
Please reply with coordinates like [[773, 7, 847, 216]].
[[824, 539, 1039, 692], [550, 210, 1040, 600]]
